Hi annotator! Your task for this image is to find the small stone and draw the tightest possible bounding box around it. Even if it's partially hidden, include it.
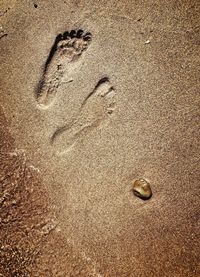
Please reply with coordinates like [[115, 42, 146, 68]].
[[132, 179, 152, 200]]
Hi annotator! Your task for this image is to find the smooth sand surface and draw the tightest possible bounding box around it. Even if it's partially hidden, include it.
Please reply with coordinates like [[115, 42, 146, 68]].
[[0, 0, 200, 276]]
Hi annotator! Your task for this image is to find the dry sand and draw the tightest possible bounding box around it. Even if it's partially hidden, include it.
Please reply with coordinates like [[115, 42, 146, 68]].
[[0, 0, 200, 276]]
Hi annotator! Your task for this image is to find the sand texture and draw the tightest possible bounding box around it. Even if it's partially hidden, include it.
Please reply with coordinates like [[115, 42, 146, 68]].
[[0, 0, 200, 276]]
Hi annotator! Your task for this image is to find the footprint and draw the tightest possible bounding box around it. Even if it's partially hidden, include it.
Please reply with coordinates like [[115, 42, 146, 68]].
[[51, 77, 116, 154], [35, 29, 92, 108]]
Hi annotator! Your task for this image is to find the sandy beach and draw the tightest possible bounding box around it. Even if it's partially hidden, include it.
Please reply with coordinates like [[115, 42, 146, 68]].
[[0, 0, 200, 276]]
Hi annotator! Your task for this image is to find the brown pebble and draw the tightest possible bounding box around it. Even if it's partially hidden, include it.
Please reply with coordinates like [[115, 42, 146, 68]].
[[132, 179, 152, 200]]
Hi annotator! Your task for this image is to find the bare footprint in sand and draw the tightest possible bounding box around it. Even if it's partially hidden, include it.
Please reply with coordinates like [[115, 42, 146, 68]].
[[51, 77, 116, 154], [35, 29, 92, 108]]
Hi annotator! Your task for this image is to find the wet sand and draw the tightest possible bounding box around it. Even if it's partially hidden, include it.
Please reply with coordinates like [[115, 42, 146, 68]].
[[0, 0, 200, 276]]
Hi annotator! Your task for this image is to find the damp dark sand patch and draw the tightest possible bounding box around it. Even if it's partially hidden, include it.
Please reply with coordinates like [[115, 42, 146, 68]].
[[0, 108, 95, 276], [0, 108, 57, 275]]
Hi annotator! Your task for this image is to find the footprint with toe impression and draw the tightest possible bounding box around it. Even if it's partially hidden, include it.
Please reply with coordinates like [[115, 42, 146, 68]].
[[35, 29, 92, 108], [35, 29, 116, 155], [51, 77, 116, 154]]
